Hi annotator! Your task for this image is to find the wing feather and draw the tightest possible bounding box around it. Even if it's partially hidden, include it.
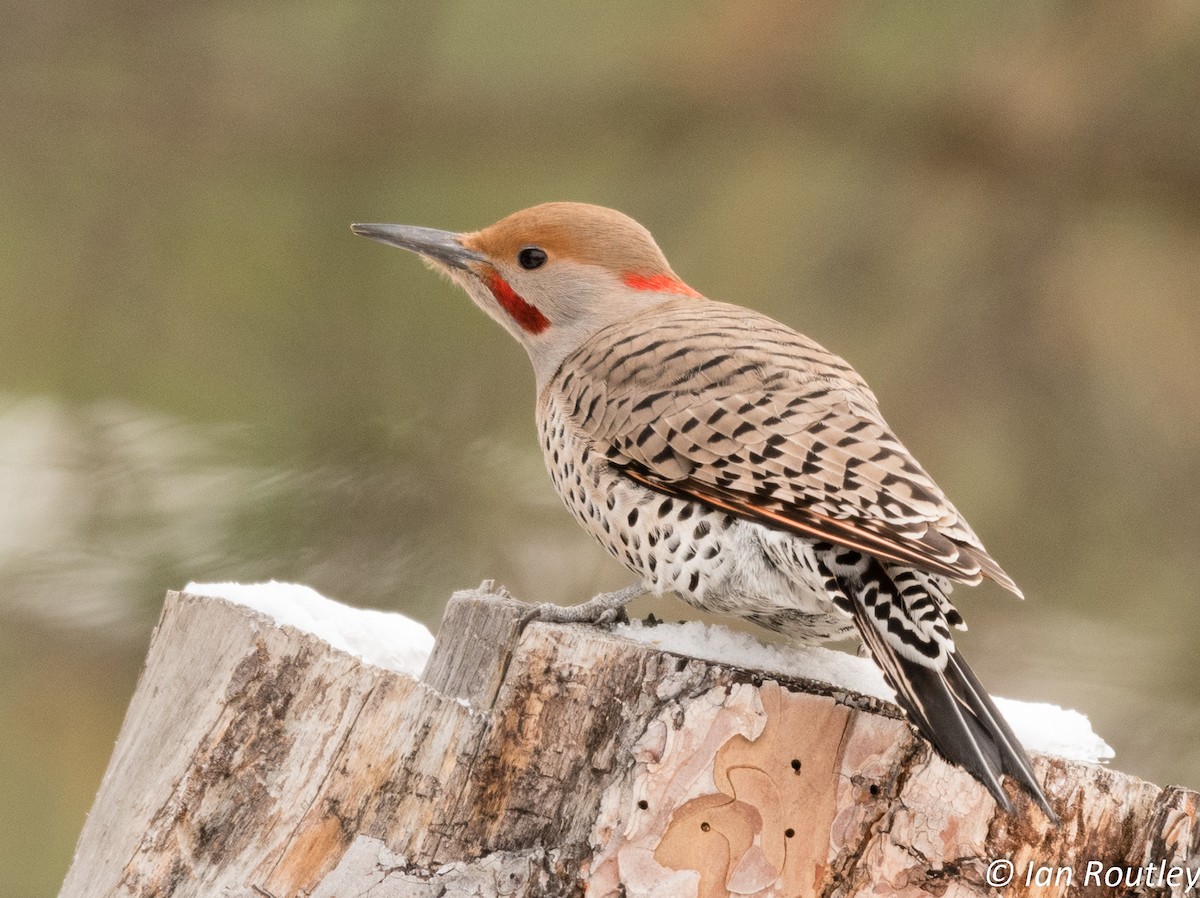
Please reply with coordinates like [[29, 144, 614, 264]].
[[553, 299, 1021, 595]]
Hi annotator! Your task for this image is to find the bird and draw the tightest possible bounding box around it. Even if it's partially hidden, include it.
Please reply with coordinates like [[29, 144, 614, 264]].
[[351, 202, 1057, 822]]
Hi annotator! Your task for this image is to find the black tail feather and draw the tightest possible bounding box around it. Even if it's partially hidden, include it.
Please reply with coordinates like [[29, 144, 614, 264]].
[[843, 566, 1059, 824], [945, 652, 1059, 822]]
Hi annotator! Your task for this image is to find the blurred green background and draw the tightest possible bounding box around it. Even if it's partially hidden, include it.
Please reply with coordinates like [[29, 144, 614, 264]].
[[2, 2, 1198, 894]]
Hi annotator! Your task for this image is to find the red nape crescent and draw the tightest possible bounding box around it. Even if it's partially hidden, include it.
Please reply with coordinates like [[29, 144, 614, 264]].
[[622, 272, 703, 298], [488, 273, 550, 334]]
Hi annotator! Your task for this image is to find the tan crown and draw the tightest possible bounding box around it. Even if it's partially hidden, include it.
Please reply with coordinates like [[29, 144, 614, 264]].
[[461, 202, 677, 278]]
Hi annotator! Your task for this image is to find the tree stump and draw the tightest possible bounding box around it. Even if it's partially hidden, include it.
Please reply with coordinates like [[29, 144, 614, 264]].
[[59, 586, 1199, 898]]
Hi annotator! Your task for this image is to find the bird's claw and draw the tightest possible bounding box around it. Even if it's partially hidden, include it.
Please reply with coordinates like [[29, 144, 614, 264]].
[[595, 605, 631, 626], [518, 584, 645, 632]]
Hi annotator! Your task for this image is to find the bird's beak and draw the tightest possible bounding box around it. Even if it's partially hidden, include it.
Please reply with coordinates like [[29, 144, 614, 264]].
[[350, 223, 485, 271]]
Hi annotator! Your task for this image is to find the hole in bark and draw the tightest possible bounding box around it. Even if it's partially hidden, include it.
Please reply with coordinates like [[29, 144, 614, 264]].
[[637, 800, 648, 810], [791, 758, 802, 773], [785, 828, 795, 839], [700, 822, 711, 832], [869, 784, 880, 796]]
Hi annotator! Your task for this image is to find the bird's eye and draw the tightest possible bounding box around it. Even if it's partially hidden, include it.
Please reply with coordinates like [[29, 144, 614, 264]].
[[517, 246, 548, 270]]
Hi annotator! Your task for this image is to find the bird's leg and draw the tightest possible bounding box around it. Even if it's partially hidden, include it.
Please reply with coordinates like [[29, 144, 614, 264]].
[[519, 583, 647, 631]]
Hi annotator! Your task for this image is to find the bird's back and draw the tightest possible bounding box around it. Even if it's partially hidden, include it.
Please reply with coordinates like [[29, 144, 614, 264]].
[[542, 297, 1015, 594]]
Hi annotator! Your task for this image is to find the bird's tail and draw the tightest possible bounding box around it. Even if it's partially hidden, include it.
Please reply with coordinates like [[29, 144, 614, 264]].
[[835, 557, 1059, 823]]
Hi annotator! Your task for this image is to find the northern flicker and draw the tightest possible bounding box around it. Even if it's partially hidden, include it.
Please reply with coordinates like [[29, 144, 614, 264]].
[[351, 202, 1057, 822]]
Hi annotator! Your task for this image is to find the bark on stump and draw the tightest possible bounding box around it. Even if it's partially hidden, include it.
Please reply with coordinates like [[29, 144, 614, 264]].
[[59, 587, 1199, 898]]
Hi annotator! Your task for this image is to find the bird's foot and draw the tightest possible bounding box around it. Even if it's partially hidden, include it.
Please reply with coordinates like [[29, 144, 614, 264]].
[[519, 583, 647, 632]]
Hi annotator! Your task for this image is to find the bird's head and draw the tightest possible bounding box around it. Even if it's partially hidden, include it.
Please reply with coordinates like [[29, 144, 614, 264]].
[[352, 202, 701, 384]]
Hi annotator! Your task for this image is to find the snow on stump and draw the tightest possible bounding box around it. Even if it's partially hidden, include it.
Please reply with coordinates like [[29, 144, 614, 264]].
[[59, 583, 1198, 898]]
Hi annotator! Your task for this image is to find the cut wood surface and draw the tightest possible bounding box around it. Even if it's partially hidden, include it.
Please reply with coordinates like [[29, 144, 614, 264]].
[[60, 587, 1199, 898]]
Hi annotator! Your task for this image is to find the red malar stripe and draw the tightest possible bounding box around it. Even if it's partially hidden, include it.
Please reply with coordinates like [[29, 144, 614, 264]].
[[621, 272, 702, 298], [488, 274, 550, 334]]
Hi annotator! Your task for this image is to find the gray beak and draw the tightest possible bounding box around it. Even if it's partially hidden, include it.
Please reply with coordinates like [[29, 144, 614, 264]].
[[350, 223, 485, 271]]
